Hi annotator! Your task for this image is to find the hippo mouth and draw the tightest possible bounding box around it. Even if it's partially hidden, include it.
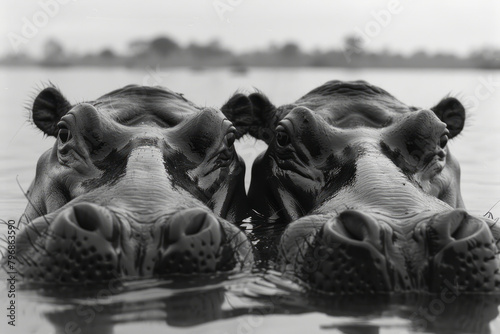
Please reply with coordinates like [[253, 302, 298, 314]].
[[14, 203, 252, 283], [279, 209, 500, 294]]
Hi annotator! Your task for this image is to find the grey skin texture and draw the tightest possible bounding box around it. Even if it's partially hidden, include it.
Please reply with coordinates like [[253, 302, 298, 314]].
[[10, 85, 252, 283], [222, 80, 500, 293]]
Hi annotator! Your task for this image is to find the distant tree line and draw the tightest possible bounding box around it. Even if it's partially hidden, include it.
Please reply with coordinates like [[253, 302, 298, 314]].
[[1, 34, 499, 69]]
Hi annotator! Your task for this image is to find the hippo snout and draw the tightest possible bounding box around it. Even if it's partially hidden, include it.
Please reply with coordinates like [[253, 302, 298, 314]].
[[145, 208, 225, 275], [296, 210, 403, 293], [413, 209, 500, 292], [15, 204, 253, 283], [15, 203, 134, 282], [414, 210, 491, 256], [279, 209, 500, 294], [142, 207, 253, 276]]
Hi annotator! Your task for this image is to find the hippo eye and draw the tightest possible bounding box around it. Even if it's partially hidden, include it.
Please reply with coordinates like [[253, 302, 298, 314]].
[[57, 126, 72, 144], [277, 132, 289, 147], [224, 131, 236, 147], [276, 127, 291, 147], [439, 134, 448, 148]]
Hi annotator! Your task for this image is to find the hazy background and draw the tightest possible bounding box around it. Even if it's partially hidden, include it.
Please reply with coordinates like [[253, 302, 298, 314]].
[[1, 0, 499, 69], [1, 0, 500, 57]]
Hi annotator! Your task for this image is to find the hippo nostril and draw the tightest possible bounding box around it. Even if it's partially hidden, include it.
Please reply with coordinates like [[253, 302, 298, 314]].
[[168, 208, 218, 242], [184, 211, 213, 236], [451, 218, 479, 241], [153, 208, 225, 274], [49, 203, 115, 243], [72, 203, 103, 232], [431, 209, 479, 241], [422, 209, 488, 256], [338, 210, 381, 243]]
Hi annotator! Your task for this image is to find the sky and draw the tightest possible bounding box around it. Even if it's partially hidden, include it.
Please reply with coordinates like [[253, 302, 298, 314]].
[[1, 0, 499, 57]]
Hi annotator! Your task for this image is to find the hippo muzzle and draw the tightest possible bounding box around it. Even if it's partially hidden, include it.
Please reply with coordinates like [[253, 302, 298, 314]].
[[280, 209, 500, 293], [19, 203, 249, 282]]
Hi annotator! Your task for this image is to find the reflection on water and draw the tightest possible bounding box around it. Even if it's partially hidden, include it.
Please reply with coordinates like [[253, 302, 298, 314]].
[[4, 272, 499, 334], [1, 67, 500, 333]]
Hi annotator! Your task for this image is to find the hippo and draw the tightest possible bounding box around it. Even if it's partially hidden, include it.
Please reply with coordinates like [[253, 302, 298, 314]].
[[7, 85, 252, 283], [221, 80, 500, 293]]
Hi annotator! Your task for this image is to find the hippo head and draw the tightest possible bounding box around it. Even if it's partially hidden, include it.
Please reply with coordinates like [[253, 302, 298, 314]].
[[222, 80, 500, 293], [12, 85, 252, 283]]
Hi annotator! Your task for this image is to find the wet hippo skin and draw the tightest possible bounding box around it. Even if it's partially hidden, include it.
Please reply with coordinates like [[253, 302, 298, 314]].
[[7, 85, 253, 283], [222, 80, 500, 293]]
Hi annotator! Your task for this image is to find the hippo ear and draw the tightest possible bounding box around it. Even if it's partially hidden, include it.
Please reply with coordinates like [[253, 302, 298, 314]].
[[32, 87, 72, 137], [221, 93, 254, 139], [247, 92, 278, 143], [431, 97, 465, 138], [221, 92, 277, 144]]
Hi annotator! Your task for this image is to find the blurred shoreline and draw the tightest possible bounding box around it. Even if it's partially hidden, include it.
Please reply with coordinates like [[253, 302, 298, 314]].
[[2, 35, 499, 70]]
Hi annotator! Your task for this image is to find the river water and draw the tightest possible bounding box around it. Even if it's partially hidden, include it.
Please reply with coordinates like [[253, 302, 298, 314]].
[[0, 67, 499, 333]]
